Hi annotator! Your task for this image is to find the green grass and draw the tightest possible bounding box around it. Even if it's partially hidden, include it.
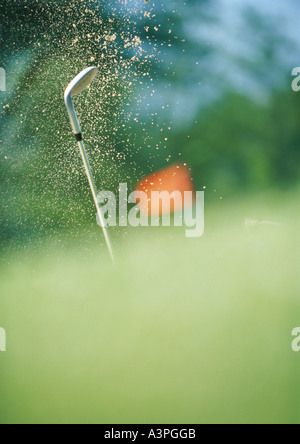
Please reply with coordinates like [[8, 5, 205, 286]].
[[0, 190, 299, 424]]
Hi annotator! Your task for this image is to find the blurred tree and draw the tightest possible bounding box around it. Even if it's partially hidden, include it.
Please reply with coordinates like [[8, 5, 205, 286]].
[[168, 90, 300, 194]]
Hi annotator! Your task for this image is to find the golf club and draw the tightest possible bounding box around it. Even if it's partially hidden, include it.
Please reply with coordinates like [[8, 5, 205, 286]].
[[64, 67, 114, 263]]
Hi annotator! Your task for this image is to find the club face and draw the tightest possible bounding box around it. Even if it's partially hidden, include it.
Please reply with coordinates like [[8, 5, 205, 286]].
[[64, 67, 98, 100], [64, 67, 98, 134]]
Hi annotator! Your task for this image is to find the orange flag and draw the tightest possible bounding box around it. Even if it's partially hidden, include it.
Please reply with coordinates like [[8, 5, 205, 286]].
[[135, 164, 195, 217]]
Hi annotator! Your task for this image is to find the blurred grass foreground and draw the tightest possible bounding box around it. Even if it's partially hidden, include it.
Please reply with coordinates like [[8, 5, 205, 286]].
[[0, 190, 299, 424]]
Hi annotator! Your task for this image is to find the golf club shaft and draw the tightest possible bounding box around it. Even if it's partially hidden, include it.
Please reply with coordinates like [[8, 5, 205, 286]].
[[77, 139, 114, 263]]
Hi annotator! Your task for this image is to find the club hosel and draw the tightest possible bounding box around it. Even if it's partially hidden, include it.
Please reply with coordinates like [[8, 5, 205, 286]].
[[64, 94, 82, 135]]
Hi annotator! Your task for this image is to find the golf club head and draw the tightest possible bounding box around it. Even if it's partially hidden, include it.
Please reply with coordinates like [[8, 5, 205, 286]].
[[64, 67, 98, 135], [65, 66, 98, 99]]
